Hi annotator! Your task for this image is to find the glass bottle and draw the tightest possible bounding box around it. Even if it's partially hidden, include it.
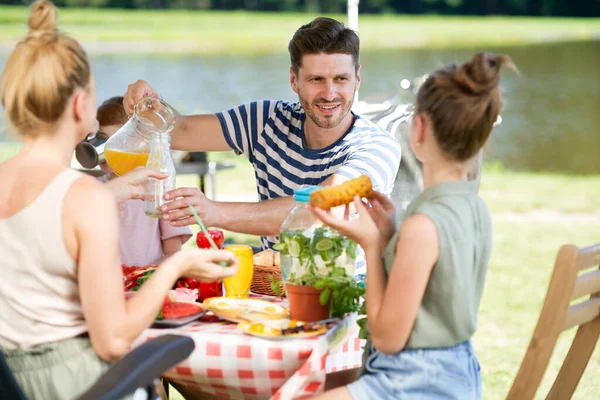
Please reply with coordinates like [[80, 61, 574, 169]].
[[144, 132, 176, 218], [275, 186, 358, 282], [104, 97, 176, 176]]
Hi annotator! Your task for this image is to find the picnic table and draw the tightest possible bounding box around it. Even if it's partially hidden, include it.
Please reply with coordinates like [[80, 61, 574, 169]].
[[133, 295, 364, 400]]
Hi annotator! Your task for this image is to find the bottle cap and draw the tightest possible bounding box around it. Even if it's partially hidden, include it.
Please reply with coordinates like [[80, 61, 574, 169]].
[[293, 186, 322, 203]]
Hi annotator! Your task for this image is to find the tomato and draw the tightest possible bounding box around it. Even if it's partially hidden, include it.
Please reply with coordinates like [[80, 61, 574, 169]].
[[198, 282, 223, 301], [195, 230, 225, 249], [194, 230, 225, 300]]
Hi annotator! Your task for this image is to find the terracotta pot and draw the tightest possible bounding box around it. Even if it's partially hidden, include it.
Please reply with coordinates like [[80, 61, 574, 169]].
[[286, 283, 332, 322]]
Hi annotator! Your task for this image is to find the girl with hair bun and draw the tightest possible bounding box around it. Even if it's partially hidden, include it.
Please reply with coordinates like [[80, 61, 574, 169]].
[[0, 2, 237, 398], [311, 52, 516, 399]]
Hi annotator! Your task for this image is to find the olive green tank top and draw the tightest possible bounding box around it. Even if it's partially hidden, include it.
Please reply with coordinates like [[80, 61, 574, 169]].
[[388, 180, 492, 348]]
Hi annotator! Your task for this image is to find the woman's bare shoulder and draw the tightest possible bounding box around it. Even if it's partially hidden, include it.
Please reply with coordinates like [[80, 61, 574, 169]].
[[66, 173, 118, 218]]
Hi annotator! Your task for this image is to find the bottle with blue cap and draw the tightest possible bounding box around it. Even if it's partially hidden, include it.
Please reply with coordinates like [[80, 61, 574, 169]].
[[273, 186, 357, 284], [275, 186, 323, 281]]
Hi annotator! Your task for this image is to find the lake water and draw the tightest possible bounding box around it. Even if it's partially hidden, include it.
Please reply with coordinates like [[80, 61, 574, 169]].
[[1, 40, 598, 174]]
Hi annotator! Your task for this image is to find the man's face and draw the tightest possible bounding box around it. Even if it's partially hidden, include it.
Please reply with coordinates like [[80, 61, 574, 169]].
[[290, 53, 360, 130]]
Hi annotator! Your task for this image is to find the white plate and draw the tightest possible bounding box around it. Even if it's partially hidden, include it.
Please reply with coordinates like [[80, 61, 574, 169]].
[[237, 320, 328, 340], [203, 297, 288, 323]]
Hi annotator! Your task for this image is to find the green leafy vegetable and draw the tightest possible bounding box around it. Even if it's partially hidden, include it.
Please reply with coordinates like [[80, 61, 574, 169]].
[[275, 226, 364, 318]]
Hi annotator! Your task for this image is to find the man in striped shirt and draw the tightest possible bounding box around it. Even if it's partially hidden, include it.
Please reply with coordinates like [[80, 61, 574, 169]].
[[123, 17, 401, 275]]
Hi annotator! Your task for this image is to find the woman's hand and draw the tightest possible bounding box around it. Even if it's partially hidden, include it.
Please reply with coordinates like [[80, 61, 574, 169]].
[[160, 187, 218, 227], [173, 249, 238, 282], [367, 191, 397, 249], [105, 167, 168, 204], [310, 195, 378, 251]]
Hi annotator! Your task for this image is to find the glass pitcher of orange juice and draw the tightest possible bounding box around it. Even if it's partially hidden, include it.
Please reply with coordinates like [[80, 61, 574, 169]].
[[223, 245, 254, 299], [104, 97, 176, 176]]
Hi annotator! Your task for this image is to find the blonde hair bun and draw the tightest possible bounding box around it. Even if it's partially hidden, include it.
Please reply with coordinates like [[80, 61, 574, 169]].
[[454, 52, 516, 95], [28, 0, 58, 34]]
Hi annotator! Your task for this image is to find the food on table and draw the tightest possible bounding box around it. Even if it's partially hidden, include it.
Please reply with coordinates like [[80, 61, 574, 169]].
[[253, 249, 281, 267], [237, 319, 328, 339], [169, 288, 199, 303], [203, 297, 288, 323], [309, 175, 373, 210], [124, 288, 203, 320], [160, 296, 204, 320], [175, 276, 201, 291], [195, 230, 225, 299], [122, 264, 220, 300], [122, 265, 158, 291]]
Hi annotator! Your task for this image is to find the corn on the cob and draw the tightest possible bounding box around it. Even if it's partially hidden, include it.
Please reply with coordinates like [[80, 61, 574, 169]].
[[309, 175, 373, 210]]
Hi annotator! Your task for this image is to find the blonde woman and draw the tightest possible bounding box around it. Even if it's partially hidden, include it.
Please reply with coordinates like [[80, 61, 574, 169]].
[[0, 2, 237, 399]]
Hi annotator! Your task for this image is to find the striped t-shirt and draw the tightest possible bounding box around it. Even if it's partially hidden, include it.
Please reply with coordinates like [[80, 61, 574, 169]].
[[217, 100, 402, 275]]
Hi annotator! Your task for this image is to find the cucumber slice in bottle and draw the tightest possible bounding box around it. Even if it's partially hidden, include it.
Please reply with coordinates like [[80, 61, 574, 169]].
[[288, 240, 301, 257]]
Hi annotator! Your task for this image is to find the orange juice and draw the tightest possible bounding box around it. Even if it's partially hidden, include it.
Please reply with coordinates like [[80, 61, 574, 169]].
[[224, 245, 254, 299], [105, 149, 149, 176]]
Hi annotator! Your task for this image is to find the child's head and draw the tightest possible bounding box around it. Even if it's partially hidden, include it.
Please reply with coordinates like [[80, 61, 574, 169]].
[[0, 0, 95, 143], [411, 52, 516, 165], [97, 96, 128, 174]]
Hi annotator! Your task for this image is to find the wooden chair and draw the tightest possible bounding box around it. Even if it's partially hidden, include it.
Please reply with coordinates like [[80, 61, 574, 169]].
[[507, 243, 600, 400]]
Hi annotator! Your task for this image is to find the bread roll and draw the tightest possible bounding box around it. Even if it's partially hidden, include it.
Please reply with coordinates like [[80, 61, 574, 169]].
[[253, 249, 274, 265]]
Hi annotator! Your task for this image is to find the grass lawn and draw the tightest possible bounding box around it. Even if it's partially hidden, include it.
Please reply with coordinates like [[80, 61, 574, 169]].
[[0, 7, 599, 54], [1, 143, 598, 397]]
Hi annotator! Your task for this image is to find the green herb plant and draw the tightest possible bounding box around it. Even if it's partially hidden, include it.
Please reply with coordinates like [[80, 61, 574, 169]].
[[271, 226, 365, 318]]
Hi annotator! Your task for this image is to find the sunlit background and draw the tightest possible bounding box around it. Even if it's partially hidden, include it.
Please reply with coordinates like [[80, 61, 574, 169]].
[[0, 1, 599, 399]]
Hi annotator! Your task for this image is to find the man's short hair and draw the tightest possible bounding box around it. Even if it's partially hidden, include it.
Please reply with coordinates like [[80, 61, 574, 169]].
[[288, 17, 360, 75]]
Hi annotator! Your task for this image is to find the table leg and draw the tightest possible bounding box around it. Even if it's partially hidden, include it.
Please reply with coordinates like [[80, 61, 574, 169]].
[[158, 378, 169, 400], [169, 381, 227, 400], [324, 368, 360, 391]]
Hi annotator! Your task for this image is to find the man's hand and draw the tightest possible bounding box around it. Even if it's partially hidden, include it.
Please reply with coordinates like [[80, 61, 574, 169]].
[[105, 167, 168, 204], [123, 80, 161, 117], [161, 187, 218, 227]]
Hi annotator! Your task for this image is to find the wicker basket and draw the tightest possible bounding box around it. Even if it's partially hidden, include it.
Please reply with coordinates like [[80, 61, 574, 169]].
[[251, 263, 285, 297]]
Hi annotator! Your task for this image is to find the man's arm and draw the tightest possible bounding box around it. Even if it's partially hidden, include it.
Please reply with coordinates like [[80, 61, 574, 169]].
[[217, 173, 350, 236], [163, 174, 348, 237], [123, 80, 231, 152], [171, 112, 231, 152]]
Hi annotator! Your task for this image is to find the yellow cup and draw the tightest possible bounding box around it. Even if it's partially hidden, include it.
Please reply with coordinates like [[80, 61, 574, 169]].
[[223, 245, 254, 299]]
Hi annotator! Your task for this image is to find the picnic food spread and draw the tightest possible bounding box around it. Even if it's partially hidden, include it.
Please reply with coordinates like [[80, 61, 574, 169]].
[[203, 297, 288, 323], [309, 175, 373, 210], [122, 228, 341, 338], [237, 319, 328, 339]]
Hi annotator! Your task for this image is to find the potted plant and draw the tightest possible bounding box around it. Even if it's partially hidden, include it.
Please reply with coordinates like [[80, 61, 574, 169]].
[[272, 226, 364, 322]]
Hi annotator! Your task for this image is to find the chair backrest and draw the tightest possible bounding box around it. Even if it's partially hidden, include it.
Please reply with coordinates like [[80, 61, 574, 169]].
[[0, 352, 28, 400], [506, 243, 600, 400]]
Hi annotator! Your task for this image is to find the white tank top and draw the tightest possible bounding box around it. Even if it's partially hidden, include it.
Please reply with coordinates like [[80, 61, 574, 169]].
[[0, 168, 88, 348]]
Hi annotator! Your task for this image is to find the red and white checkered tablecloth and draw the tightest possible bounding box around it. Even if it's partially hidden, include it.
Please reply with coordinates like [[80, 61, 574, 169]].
[[134, 313, 364, 399]]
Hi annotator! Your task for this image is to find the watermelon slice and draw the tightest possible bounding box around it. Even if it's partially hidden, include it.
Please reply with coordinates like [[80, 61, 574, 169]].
[[161, 301, 204, 320]]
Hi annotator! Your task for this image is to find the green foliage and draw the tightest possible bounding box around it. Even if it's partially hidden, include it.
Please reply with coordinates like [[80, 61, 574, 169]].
[[274, 227, 364, 318], [357, 301, 368, 339]]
